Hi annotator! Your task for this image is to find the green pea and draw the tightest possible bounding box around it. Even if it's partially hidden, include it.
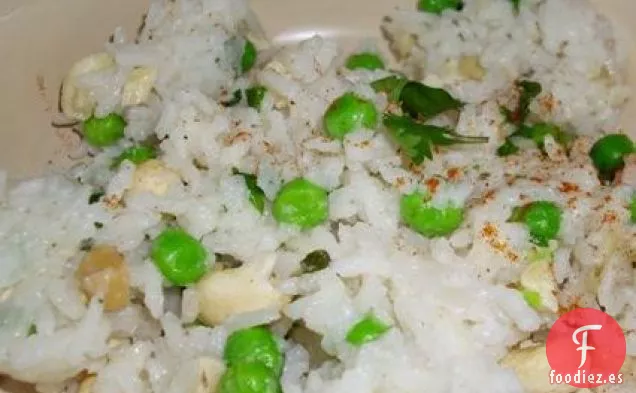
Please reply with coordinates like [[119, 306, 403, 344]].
[[82, 113, 126, 147], [272, 178, 329, 230], [345, 313, 391, 346], [224, 326, 283, 376], [246, 86, 267, 111], [112, 145, 157, 168], [589, 134, 635, 178], [219, 362, 282, 393], [418, 0, 463, 14], [509, 201, 561, 247], [345, 52, 385, 71], [241, 39, 257, 74], [400, 192, 464, 238], [323, 92, 378, 140], [150, 228, 209, 286]]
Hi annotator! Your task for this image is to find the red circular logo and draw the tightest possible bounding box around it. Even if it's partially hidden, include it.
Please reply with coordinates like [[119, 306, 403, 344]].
[[546, 308, 626, 388]]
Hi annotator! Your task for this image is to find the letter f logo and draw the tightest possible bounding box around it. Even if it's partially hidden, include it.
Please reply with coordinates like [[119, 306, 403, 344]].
[[572, 325, 603, 369]]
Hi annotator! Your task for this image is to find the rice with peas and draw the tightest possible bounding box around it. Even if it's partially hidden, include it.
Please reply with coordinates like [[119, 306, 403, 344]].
[[1, 0, 636, 392]]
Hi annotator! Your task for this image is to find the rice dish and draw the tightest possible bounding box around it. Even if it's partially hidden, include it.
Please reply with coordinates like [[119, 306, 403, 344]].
[[1, 0, 635, 392]]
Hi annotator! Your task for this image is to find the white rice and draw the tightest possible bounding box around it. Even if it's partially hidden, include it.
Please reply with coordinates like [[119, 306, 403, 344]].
[[1, 0, 636, 392]]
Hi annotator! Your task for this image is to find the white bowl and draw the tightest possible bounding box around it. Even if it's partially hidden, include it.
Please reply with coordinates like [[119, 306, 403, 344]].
[[0, 0, 634, 391], [0, 0, 634, 179]]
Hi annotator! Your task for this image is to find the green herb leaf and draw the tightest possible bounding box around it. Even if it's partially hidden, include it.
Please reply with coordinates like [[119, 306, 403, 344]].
[[383, 115, 434, 164], [518, 80, 541, 103], [246, 86, 267, 111], [214, 253, 244, 269], [497, 138, 520, 157], [232, 168, 266, 214], [88, 189, 105, 204], [521, 289, 541, 309], [345, 312, 391, 346], [94, 222, 104, 229], [400, 81, 463, 119], [345, 52, 385, 71], [498, 80, 551, 157], [371, 76, 409, 102], [27, 324, 37, 336], [553, 127, 575, 148], [299, 250, 331, 274], [510, 0, 521, 12], [513, 122, 573, 150], [382, 114, 488, 164], [631, 196, 636, 223], [240, 39, 257, 74], [505, 80, 542, 126], [221, 90, 243, 107], [507, 205, 529, 223], [500, 106, 514, 123], [399, 81, 463, 120], [79, 238, 95, 252], [418, 0, 464, 14]]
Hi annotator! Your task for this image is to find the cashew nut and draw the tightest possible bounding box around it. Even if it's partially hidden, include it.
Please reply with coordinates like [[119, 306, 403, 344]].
[[264, 60, 290, 77], [193, 357, 225, 393], [458, 55, 485, 81], [75, 245, 130, 312], [61, 52, 116, 121], [196, 254, 287, 326], [388, 30, 415, 60], [77, 375, 96, 393], [500, 345, 575, 393], [122, 67, 158, 107], [520, 260, 559, 313], [129, 159, 181, 197]]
